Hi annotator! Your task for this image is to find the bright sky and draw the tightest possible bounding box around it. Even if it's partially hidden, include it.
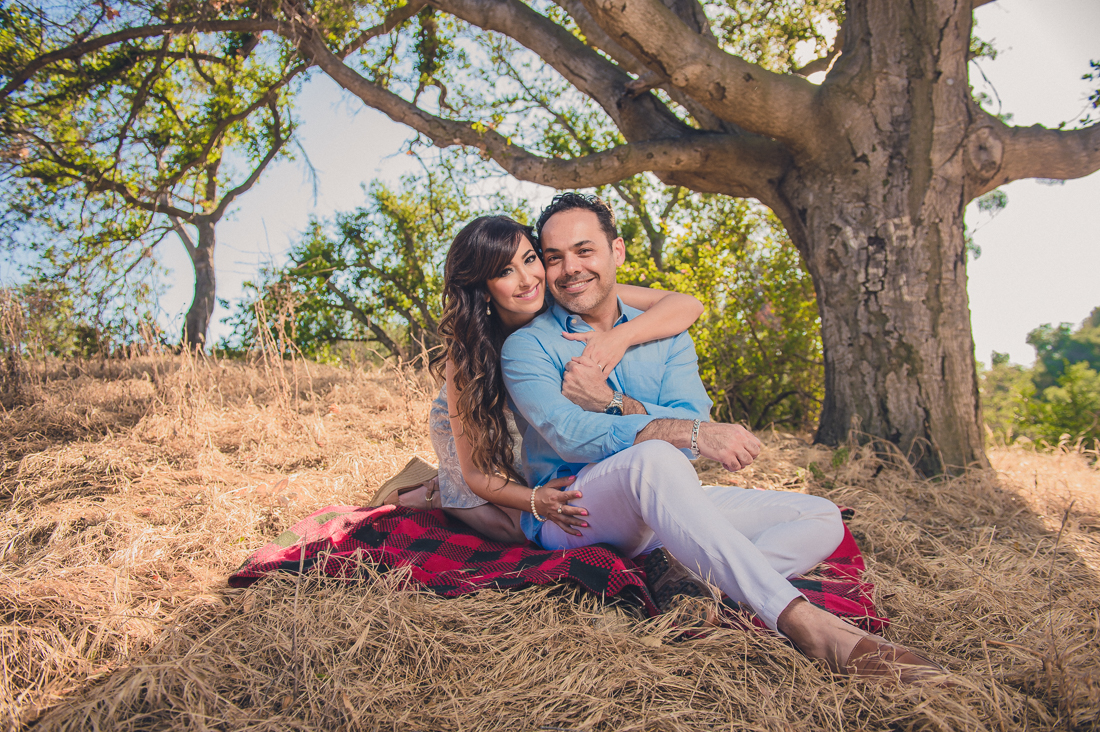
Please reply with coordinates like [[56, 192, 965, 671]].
[[154, 0, 1099, 365]]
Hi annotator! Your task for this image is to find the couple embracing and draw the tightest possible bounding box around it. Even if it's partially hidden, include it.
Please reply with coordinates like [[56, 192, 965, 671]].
[[390, 192, 944, 684]]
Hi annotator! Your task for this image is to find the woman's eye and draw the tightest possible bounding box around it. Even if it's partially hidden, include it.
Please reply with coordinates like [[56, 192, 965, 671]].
[[498, 268, 513, 277], [525, 254, 538, 264]]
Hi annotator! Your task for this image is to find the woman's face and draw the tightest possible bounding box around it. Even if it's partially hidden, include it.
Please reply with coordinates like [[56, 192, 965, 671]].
[[485, 235, 546, 330]]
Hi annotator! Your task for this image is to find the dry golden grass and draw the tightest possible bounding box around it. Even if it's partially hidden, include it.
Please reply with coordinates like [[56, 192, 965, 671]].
[[1, 354, 1098, 731]]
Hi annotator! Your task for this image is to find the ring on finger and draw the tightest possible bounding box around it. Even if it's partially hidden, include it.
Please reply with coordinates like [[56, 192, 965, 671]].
[[557, 506, 564, 514]]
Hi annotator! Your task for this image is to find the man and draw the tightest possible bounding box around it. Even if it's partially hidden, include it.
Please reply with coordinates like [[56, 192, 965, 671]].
[[500, 193, 943, 683]]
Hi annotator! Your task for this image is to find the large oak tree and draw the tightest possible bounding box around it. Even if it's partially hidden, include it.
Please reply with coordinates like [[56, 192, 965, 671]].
[[4, 0, 1098, 473]]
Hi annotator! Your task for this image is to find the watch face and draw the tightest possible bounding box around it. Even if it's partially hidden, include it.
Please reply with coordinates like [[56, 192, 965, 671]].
[[606, 406, 623, 415]]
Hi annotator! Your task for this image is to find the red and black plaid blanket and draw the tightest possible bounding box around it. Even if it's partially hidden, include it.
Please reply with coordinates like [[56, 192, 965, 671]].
[[230, 505, 886, 632]]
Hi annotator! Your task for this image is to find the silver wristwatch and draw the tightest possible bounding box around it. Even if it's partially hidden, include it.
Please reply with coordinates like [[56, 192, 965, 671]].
[[604, 390, 624, 415]]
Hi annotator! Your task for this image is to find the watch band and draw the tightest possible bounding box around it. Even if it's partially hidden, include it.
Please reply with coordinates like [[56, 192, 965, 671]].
[[690, 418, 701, 456], [605, 390, 624, 415]]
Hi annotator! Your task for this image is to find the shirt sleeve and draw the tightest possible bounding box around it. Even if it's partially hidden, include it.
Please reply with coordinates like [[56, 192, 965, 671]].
[[502, 330, 658, 464], [634, 331, 713, 422]]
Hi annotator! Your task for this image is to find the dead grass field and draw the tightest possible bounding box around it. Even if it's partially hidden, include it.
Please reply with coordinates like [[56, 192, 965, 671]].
[[2, 355, 1098, 731]]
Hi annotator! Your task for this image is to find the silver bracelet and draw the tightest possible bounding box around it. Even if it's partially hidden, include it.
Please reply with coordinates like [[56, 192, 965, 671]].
[[530, 485, 547, 522], [690, 419, 701, 457]]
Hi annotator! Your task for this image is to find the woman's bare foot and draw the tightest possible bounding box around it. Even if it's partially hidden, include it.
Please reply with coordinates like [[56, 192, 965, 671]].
[[776, 598, 945, 684]]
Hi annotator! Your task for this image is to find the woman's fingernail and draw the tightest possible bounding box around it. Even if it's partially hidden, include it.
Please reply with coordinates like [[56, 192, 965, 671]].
[[582, 523, 589, 528], [582, 511, 588, 516]]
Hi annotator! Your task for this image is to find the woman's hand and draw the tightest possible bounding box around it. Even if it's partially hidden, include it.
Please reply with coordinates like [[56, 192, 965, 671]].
[[534, 476, 588, 537], [561, 327, 632, 374]]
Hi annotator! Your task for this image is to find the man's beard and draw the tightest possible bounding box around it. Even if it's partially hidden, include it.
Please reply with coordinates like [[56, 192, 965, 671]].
[[552, 272, 615, 314]]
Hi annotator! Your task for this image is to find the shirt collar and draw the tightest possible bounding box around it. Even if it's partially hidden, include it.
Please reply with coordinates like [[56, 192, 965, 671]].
[[551, 297, 638, 333]]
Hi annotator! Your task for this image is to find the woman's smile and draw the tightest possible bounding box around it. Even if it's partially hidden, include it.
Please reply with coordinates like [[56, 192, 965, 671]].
[[513, 281, 541, 302]]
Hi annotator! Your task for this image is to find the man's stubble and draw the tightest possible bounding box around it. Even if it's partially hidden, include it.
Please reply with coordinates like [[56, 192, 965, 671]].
[[551, 270, 616, 315]]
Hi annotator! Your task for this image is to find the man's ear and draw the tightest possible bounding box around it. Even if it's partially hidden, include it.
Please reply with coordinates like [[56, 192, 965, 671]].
[[611, 237, 626, 267]]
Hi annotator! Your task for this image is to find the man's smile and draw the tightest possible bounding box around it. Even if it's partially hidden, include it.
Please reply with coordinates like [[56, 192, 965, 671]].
[[557, 275, 596, 294]]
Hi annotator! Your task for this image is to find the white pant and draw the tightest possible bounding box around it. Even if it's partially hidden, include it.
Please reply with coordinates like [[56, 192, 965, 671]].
[[539, 442, 845, 629]]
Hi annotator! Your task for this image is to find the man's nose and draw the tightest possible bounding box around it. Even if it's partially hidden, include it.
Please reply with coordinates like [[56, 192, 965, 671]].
[[560, 252, 582, 275]]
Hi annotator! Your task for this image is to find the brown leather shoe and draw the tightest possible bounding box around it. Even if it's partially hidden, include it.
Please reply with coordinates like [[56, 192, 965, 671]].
[[844, 634, 947, 685], [642, 548, 719, 628]]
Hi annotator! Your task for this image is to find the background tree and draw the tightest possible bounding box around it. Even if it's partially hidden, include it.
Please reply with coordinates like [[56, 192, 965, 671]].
[[0, 2, 301, 348], [980, 308, 1100, 447], [5, 1, 1099, 473]]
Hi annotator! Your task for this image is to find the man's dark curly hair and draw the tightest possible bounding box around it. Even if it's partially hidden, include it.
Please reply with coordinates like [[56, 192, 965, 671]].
[[535, 192, 618, 246]]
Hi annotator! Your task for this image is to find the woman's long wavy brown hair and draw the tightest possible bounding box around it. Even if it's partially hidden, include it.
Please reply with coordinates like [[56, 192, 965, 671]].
[[431, 216, 539, 485]]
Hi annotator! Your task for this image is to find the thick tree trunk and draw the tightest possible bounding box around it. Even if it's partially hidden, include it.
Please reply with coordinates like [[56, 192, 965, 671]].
[[184, 220, 216, 350], [788, 181, 987, 474], [771, 0, 989, 474]]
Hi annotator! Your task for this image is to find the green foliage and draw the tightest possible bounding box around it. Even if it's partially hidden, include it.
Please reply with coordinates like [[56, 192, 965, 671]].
[[1031, 362, 1100, 445], [1027, 308, 1100, 390], [964, 188, 1008, 261], [708, 0, 844, 74], [979, 355, 1035, 445], [980, 308, 1100, 447], [221, 168, 528, 364], [616, 193, 823, 431], [1080, 59, 1099, 126]]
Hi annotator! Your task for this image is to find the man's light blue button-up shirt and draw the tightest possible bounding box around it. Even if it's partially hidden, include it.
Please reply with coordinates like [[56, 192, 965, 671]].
[[501, 298, 712, 544]]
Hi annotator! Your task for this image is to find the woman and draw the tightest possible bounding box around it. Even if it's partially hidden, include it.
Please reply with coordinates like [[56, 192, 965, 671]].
[[391, 215, 702, 543]]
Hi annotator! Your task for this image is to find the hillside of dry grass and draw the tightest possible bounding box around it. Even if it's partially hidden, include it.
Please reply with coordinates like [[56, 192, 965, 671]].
[[2, 355, 1098, 731]]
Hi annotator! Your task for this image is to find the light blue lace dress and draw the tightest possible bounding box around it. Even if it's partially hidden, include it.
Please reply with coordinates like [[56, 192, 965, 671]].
[[429, 381, 524, 509]]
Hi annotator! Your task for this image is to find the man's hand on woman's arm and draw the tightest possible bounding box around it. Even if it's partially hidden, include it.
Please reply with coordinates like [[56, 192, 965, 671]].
[[634, 418, 762, 472]]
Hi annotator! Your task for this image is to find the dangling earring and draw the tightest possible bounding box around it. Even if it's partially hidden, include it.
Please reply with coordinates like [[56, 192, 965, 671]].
[[485, 301, 491, 316]]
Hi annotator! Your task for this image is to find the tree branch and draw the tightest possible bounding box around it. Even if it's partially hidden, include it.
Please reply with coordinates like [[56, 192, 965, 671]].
[[210, 102, 289, 220], [340, 0, 429, 58], [969, 115, 1100, 199], [555, 0, 733, 133], [793, 25, 845, 77], [574, 0, 822, 150], [323, 280, 407, 360], [289, 24, 785, 192], [427, 0, 689, 142], [161, 195, 197, 259], [0, 20, 282, 101]]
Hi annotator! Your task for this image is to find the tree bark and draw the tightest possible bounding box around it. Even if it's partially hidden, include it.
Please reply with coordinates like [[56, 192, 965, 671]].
[[763, 0, 990, 473], [183, 220, 217, 350]]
